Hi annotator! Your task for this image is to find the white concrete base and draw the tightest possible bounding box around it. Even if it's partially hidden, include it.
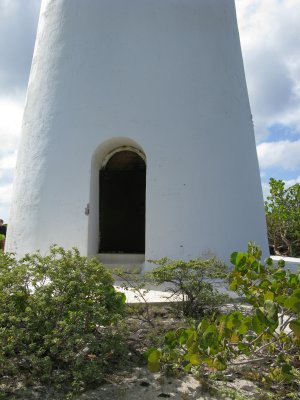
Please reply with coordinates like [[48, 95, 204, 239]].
[[114, 286, 179, 304], [271, 256, 300, 273], [96, 253, 144, 273]]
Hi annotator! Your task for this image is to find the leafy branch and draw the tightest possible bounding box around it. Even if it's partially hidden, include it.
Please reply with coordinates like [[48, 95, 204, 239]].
[[147, 243, 300, 388]]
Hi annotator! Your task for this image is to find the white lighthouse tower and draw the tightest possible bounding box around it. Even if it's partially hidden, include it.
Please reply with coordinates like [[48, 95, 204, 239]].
[[6, 0, 268, 266]]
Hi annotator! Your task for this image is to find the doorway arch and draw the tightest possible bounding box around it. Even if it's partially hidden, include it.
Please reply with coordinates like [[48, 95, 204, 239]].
[[99, 148, 146, 254]]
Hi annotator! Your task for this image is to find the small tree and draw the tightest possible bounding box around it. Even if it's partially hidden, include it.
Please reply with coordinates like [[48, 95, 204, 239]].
[[147, 257, 228, 318], [265, 178, 300, 257], [147, 244, 300, 391]]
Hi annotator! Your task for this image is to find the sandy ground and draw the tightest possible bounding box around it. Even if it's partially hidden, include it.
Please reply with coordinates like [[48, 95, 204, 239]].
[[113, 279, 239, 304], [79, 367, 219, 399], [79, 367, 259, 400]]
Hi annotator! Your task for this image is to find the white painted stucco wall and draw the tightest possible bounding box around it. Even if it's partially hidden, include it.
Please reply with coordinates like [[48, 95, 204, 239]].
[[6, 0, 268, 264]]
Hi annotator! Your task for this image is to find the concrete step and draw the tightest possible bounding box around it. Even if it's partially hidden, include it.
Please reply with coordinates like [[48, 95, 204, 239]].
[[95, 253, 144, 273]]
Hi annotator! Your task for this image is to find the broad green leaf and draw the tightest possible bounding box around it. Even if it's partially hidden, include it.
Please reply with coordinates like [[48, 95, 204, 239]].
[[265, 257, 273, 266], [218, 317, 226, 336], [284, 297, 300, 313], [256, 308, 269, 326], [231, 252, 246, 268], [281, 363, 293, 375], [264, 300, 278, 325], [165, 331, 176, 342], [197, 318, 210, 333], [187, 332, 197, 348], [259, 279, 271, 290], [288, 274, 300, 287], [212, 359, 227, 371], [271, 280, 280, 292], [203, 326, 219, 348], [280, 363, 295, 382], [179, 332, 188, 345], [230, 252, 238, 265], [190, 354, 202, 365], [264, 291, 274, 301], [226, 311, 243, 330], [290, 319, 300, 339], [185, 344, 199, 359], [168, 349, 180, 361], [237, 343, 250, 355], [184, 362, 193, 371], [230, 333, 239, 343], [238, 321, 250, 335], [269, 367, 281, 381], [148, 349, 161, 363], [273, 269, 286, 280], [291, 289, 300, 299], [276, 294, 287, 305], [250, 260, 261, 273], [148, 361, 160, 373], [252, 315, 264, 334], [117, 292, 126, 304], [15, 291, 26, 297]]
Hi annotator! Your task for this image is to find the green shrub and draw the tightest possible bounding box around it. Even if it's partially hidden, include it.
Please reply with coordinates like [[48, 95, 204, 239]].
[[147, 257, 229, 318], [0, 246, 127, 396], [147, 244, 300, 390], [265, 178, 300, 257], [0, 234, 5, 250]]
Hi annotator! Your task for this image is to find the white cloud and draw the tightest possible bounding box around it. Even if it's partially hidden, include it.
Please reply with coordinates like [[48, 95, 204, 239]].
[[261, 180, 270, 199], [0, 97, 23, 153], [0, 151, 18, 170], [284, 176, 300, 188], [0, 182, 13, 205], [0, 181, 13, 221], [236, 0, 300, 141], [257, 139, 300, 171], [0, 96, 22, 221]]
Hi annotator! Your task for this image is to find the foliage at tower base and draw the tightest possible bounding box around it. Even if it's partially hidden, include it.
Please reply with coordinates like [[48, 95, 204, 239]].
[[0, 234, 5, 251], [265, 178, 300, 257], [0, 246, 127, 395], [147, 243, 300, 390]]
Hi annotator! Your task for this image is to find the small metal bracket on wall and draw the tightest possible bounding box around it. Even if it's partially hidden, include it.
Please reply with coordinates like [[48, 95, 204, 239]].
[[85, 203, 90, 216]]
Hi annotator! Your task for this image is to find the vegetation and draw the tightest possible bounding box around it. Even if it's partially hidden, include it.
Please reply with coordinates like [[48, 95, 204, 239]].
[[0, 246, 127, 397], [147, 243, 300, 397], [114, 257, 229, 326], [265, 178, 300, 257], [147, 257, 229, 318], [1, 243, 299, 399]]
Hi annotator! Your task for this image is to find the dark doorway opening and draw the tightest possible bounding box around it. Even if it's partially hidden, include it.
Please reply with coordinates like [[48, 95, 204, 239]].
[[99, 150, 146, 254]]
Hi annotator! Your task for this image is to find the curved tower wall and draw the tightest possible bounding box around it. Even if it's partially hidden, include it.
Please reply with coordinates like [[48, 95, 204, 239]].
[[6, 0, 268, 263]]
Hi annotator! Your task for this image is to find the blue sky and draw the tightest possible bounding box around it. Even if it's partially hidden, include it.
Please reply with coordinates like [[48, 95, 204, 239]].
[[0, 0, 300, 222]]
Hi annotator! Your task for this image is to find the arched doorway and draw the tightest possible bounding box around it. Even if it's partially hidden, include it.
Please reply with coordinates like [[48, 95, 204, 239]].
[[99, 149, 146, 254]]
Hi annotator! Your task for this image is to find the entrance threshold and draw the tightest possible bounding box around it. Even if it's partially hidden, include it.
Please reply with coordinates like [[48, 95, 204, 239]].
[[95, 253, 145, 273]]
